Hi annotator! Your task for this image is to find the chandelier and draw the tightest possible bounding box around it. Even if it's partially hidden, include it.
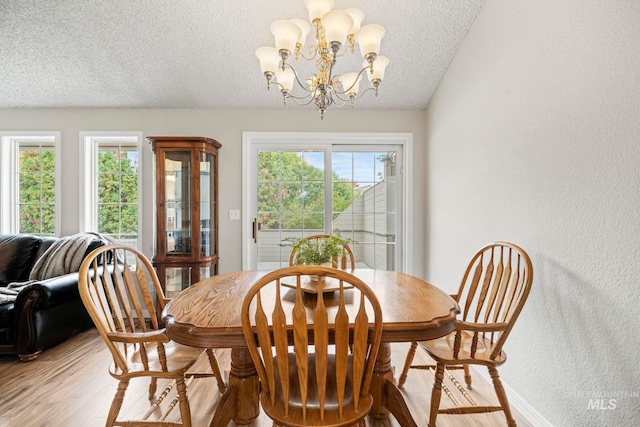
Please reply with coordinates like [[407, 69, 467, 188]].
[[256, 0, 389, 119]]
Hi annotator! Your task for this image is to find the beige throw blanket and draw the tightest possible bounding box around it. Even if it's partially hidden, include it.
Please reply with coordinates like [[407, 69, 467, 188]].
[[0, 281, 37, 304], [0, 232, 108, 305]]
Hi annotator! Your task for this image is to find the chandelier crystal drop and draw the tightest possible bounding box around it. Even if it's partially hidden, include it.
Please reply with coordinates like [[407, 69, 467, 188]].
[[256, 0, 389, 119]]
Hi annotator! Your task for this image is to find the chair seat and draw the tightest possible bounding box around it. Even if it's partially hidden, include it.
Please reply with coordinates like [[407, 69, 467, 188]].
[[421, 330, 507, 366], [261, 353, 373, 427], [109, 337, 204, 378]]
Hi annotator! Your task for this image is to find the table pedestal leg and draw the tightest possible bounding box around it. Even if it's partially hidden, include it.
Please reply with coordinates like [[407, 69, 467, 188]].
[[210, 347, 260, 427], [370, 343, 419, 427], [370, 343, 393, 419]]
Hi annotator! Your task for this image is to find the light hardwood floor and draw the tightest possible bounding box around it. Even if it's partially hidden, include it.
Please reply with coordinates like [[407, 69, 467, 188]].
[[0, 329, 533, 427]]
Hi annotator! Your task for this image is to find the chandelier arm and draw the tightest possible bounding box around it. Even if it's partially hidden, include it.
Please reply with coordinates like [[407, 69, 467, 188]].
[[333, 86, 377, 103], [333, 42, 351, 58], [327, 93, 348, 107], [276, 88, 316, 104], [327, 33, 356, 60], [353, 86, 377, 100], [297, 44, 319, 61], [332, 65, 372, 96], [269, 80, 288, 93], [269, 81, 315, 104], [288, 94, 320, 106], [285, 63, 315, 95], [331, 88, 350, 103]]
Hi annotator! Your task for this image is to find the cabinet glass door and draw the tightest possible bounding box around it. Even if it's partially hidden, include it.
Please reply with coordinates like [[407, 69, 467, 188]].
[[200, 152, 215, 257], [164, 266, 191, 298], [165, 152, 192, 255]]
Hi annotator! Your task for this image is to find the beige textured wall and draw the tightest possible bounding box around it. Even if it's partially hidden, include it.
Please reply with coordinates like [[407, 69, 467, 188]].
[[0, 109, 426, 276], [425, 0, 640, 425]]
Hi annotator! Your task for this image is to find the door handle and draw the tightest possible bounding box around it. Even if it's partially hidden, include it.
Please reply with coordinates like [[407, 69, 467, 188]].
[[252, 218, 259, 243]]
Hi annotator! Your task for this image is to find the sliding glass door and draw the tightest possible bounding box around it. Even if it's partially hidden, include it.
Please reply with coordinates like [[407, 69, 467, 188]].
[[250, 143, 401, 271]]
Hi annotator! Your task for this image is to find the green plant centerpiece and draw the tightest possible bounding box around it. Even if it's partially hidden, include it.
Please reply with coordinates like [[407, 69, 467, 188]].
[[281, 232, 352, 268]]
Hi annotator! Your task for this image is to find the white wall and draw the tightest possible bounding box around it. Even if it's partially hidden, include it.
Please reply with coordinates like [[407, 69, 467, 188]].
[[0, 109, 427, 276], [425, 0, 640, 425]]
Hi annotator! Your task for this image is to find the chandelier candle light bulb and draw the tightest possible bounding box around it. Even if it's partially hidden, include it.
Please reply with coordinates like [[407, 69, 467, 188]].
[[339, 72, 362, 99], [345, 8, 365, 32], [322, 10, 353, 48], [275, 68, 295, 93], [291, 19, 311, 48], [256, 0, 390, 119], [270, 20, 302, 64], [304, 0, 335, 22]]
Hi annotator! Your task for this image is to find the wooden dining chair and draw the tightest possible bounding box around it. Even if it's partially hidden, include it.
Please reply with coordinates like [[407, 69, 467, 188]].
[[241, 265, 383, 427], [78, 244, 226, 427], [397, 242, 533, 427], [288, 234, 356, 270]]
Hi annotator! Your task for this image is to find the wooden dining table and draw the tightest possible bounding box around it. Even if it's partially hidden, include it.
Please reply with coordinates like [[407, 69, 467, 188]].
[[163, 269, 459, 427]]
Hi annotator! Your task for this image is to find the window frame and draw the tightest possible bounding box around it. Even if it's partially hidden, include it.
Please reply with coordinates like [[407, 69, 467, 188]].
[[79, 131, 143, 247], [0, 131, 61, 235], [242, 132, 414, 274]]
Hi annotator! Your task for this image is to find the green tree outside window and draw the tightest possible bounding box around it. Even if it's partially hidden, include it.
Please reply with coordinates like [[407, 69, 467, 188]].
[[257, 151, 362, 230], [18, 147, 55, 236], [97, 147, 138, 242]]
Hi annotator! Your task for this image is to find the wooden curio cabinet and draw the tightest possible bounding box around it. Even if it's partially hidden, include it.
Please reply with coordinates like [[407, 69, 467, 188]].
[[148, 136, 221, 298]]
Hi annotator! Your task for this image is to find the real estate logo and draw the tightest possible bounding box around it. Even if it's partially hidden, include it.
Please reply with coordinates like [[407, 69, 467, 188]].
[[586, 398, 617, 411], [569, 390, 639, 411]]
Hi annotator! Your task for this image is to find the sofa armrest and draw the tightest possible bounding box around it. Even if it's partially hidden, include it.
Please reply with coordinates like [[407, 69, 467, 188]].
[[13, 273, 82, 311], [12, 272, 94, 358]]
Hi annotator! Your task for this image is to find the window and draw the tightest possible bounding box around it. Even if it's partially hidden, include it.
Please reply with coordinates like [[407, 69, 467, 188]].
[[0, 132, 61, 235], [80, 132, 142, 247]]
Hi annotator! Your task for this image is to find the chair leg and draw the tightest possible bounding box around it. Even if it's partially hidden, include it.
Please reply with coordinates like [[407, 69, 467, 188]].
[[488, 366, 516, 427], [429, 364, 445, 427], [206, 348, 227, 393], [149, 377, 158, 399], [463, 364, 472, 389], [175, 375, 192, 427], [398, 341, 418, 388], [107, 379, 129, 427]]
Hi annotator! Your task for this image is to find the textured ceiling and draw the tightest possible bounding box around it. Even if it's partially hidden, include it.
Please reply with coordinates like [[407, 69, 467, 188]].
[[0, 0, 485, 110]]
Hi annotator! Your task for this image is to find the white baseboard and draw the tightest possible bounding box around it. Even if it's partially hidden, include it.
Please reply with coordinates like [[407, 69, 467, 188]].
[[471, 366, 554, 427]]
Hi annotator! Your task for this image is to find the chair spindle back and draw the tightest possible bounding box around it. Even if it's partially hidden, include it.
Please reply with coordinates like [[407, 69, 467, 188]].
[[241, 265, 382, 424], [79, 244, 167, 373], [454, 242, 533, 360]]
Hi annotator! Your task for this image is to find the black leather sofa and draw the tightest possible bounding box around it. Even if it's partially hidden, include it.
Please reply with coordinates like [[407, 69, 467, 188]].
[[0, 234, 108, 361]]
